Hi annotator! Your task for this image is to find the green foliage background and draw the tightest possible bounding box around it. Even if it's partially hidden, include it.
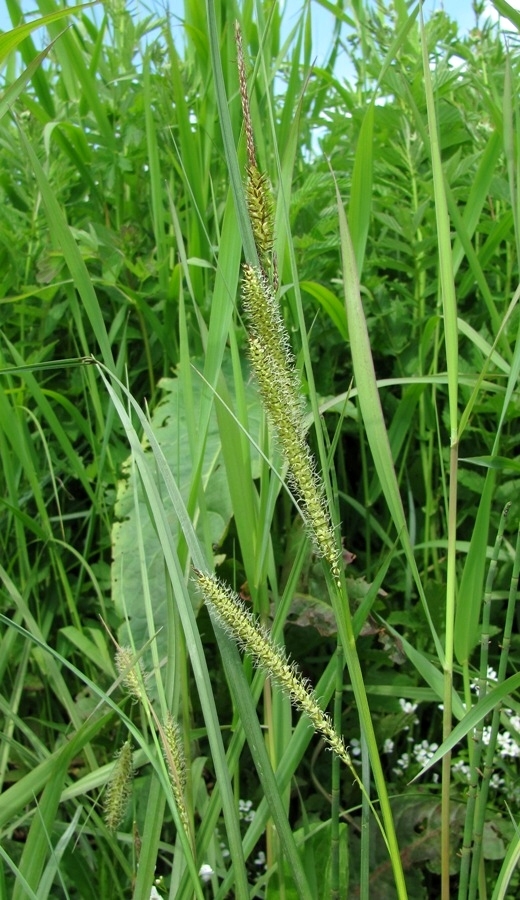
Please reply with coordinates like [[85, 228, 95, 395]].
[[1, 1, 520, 898]]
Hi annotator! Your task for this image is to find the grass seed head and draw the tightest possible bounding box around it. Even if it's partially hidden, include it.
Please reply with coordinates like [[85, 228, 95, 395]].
[[104, 740, 133, 831], [194, 570, 350, 767]]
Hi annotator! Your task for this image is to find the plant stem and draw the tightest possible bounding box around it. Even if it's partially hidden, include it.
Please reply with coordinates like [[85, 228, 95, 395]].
[[324, 567, 408, 899], [467, 506, 515, 900], [330, 642, 343, 899]]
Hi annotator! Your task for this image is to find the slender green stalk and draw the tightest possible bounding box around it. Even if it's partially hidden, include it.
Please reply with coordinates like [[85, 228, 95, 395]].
[[458, 504, 510, 899], [324, 567, 407, 898], [234, 24, 406, 893], [359, 732, 370, 900], [420, 9, 460, 896], [330, 643, 342, 900], [441, 442, 458, 897], [468, 509, 519, 900]]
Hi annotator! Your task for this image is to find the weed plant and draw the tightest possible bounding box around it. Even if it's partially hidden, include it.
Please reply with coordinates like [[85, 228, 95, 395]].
[[1, 1, 520, 898]]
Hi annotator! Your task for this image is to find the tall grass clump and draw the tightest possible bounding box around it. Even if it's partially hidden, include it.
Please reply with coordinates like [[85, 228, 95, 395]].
[[1, 1, 520, 898]]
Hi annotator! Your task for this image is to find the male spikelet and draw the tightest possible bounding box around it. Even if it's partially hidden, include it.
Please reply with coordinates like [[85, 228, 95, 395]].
[[104, 740, 133, 831], [235, 22, 276, 279], [235, 25, 340, 585], [235, 20, 256, 173], [194, 570, 352, 770], [246, 165, 275, 268]]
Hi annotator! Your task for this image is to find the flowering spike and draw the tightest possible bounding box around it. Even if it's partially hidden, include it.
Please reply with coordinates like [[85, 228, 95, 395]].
[[242, 265, 295, 378], [164, 712, 187, 792], [194, 570, 351, 768], [115, 646, 149, 703], [235, 27, 340, 586], [243, 270, 340, 579], [104, 740, 133, 831], [162, 712, 191, 838], [246, 165, 275, 267], [235, 21, 256, 171]]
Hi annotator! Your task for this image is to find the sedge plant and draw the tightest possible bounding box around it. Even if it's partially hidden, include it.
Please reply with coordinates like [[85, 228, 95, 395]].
[[1, 1, 520, 898], [203, 19, 407, 896]]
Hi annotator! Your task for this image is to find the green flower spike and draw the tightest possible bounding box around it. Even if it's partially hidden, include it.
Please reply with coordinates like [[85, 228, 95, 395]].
[[194, 570, 351, 769], [115, 646, 148, 704], [164, 712, 186, 792], [235, 26, 339, 582], [236, 22, 277, 280], [242, 264, 295, 380], [104, 740, 133, 831], [246, 164, 275, 269], [163, 712, 190, 838], [243, 267, 340, 584]]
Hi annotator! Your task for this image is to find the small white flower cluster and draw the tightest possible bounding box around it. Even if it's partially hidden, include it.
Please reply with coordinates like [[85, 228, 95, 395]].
[[389, 678, 520, 801], [392, 752, 410, 776], [489, 771, 505, 792], [399, 698, 419, 718], [413, 740, 440, 770], [199, 863, 214, 883], [385, 700, 437, 779], [470, 666, 498, 693], [238, 798, 256, 822], [391, 740, 440, 782], [350, 737, 361, 757], [467, 667, 520, 773], [452, 757, 471, 781], [482, 724, 520, 759], [254, 850, 267, 871]]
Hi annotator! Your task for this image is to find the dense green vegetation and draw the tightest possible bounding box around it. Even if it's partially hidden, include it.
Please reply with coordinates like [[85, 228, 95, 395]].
[[1, 1, 520, 897]]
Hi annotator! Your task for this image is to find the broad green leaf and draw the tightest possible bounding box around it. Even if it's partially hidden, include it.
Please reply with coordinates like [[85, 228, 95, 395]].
[[0, 42, 54, 121], [111, 356, 261, 663], [300, 280, 348, 341], [348, 102, 374, 275], [413, 671, 520, 781], [0, 4, 95, 63], [60, 626, 116, 677], [336, 177, 443, 662], [491, 0, 520, 30], [491, 830, 520, 900], [385, 624, 465, 721], [460, 456, 520, 473]]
